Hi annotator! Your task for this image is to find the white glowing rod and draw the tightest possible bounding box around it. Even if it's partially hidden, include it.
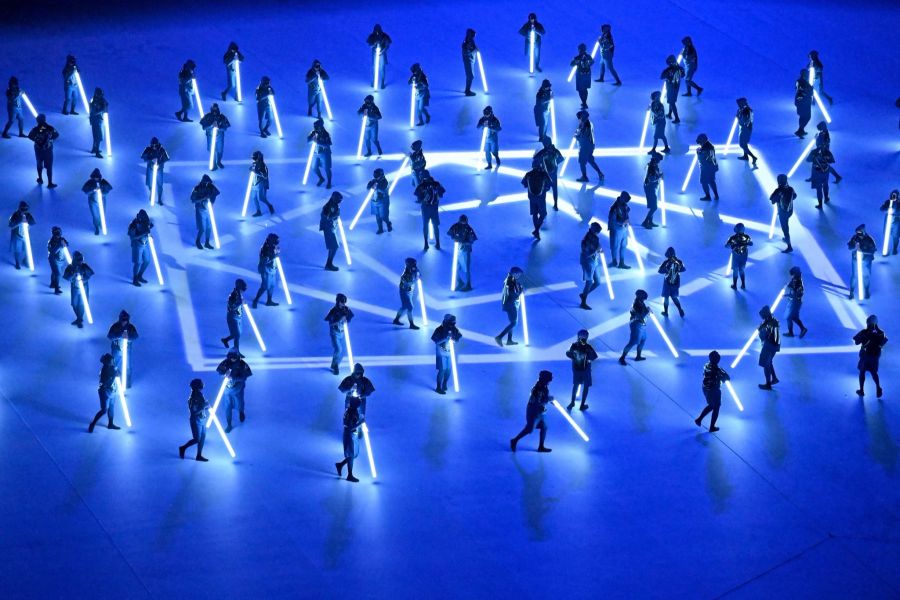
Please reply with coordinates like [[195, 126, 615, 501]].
[[355, 114, 367, 159], [21, 221, 34, 271], [551, 399, 589, 442], [372, 45, 381, 89], [768, 205, 778, 240], [96, 189, 108, 236], [449, 339, 460, 392], [274, 256, 292, 305], [148, 235, 164, 285], [149, 162, 159, 206], [639, 109, 651, 150], [191, 78, 205, 118], [207, 200, 220, 249], [476, 51, 488, 92], [478, 126, 488, 168], [660, 179, 667, 227], [722, 117, 738, 156], [724, 380, 744, 412], [520, 291, 530, 346], [549, 99, 557, 144], [242, 303, 266, 351], [302, 142, 316, 185], [349, 189, 374, 231], [20, 92, 38, 118], [74, 70, 89, 113], [234, 60, 242, 103], [269, 95, 284, 138], [808, 66, 831, 123], [61, 246, 94, 325], [115, 377, 133, 427], [731, 287, 785, 368], [856, 249, 864, 301], [102, 112, 111, 157], [416, 278, 429, 326], [318, 76, 333, 120], [409, 83, 416, 128], [808, 65, 815, 86], [566, 41, 599, 83], [334, 217, 352, 266], [529, 29, 535, 74], [241, 171, 254, 217], [428, 220, 435, 242], [787, 137, 817, 179], [599, 251, 615, 300], [627, 225, 645, 273], [648, 312, 678, 358], [343, 324, 355, 366], [388, 157, 409, 194], [575, 384, 582, 400], [208, 127, 218, 171], [207, 377, 237, 458], [120, 337, 129, 390], [361, 422, 377, 478], [680, 153, 698, 192], [450, 242, 459, 291], [883, 203, 894, 256], [559, 137, 577, 177]]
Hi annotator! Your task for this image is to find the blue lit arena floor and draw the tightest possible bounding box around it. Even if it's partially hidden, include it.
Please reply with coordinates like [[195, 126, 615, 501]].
[[1, 0, 900, 597]]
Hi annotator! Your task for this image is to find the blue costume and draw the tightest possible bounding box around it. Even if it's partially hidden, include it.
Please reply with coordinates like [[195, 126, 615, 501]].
[[252, 234, 281, 308], [814, 123, 842, 183], [534, 137, 563, 209], [409, 141, 426, 188], [88, 355, 120, 432], [462, 29, 478, 95], [518, 14, 545, 72], [642, 153, 663, 228], [221, 43, 244, 102], [8, 204, 35, 270], [339, 366, 376, 418], [141, 138, 169, 205], [447, 217, 477, 291], [88, 88, 107, 158], [757, 307, 781, 389], [325, 298, 354, 375], [358, 96, 383, 156], [658, 248, 685, 317], [308, 120, 333, 188], [221, 280, 247, 354], [736, 98, 757, 165], [367, 169, 391, 233], [770, 176, 796, 252], [319, 192, 342, 270], [619, 292, 650, 364], [595, 25, 621, 85], [695, 134, 719, 200], [510, 371, 554, 452], [495, 268, 524, 346], [107, 312, 138, 387], [81, 169, 113, 235], [62, 252, 94, 327], [306, 61, 329, 118], [415, 173, 445, 250], [255, 77, 275, 137], [179, 381, 210, 461], [579, 222, 604, 309], [175, 60, 196, 122], [62, 55, 79, 115], [848, 226, 876, 299], [680, 37, 703, 96], [367, 25, 391, 89], [522, 165, 551, 239], [408, 64, 430, 126], [575, 112, 604, 183], [783, 267, 807, 338], [854, 317, 887, 398], [695, 353, 728, 431], [127, 210, 153, 286], [28, 116, 58, 187], [570, 44, 594, 108], [190, 175, 219, 249], [431, 315, 462, 394], [725, 225, 753, 289], [649, 92, 669, 153], [216, 352, 253, 430], [393, 259, 421, 328], [566, 334, 598, 410], [199, 104, 230, 170], [534, 81, 552, 141], [660, 56, 685, 122], [794, 71, 813, 137], [477, 108, 501, 169], [3, 77, 25, 138], [47, 227, 68, 293], [336, 401, 364, 482], [879, 190, 900, 256], [608, 192, 631, 268], [250, 152, 274, 216], [807, 146, 835, 209]]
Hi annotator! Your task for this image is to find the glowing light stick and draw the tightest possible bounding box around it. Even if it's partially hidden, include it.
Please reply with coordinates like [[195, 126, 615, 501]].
[[428, 220, 435, 242], [648, 312, 678, 358], [449, 339, 460, 392], [551, 399, 589, 441], [207, 377, 236, 458], [149, 162, 159, 206], [349, 189, 374, 231], [20, 92, 37, 118], [681, 153, 698, 192], [559, 137, 577, 177], [787, 137, 817, 179], [566, 41, 599, 83], [361, 422, 377, 478], [575, 384, 582, 400], [388, 157, 409, 194], [120, 337, 129, 390], [336, 217, 352, 266], [233, 60, 242, 103], [102, 112, 111, 157], [639, 110, 651, 150], [416, 278, 429, 326], [372, 45, 381, 89], [476, 51, 488, 92], [63, 247, 94, 326], [148, 235, 164, 285], [722, 117, 738, 156], [478, 126, 488, 168], [318, 76, 333, 120], [409, 83, 416, 128], [730, 287, 786, 368], [191, 78, 204, 118], [660, 179, 667, 226], [207, 200, 220, 249], [813, 91, 832, 123], [529, 29, 535, 74], [274, 256, 292, 305], [242, 303, 266, 351], [343, 324, 355, 366], [21, 221, 34, 271], [74, 70, 89, 113], [269, 95, 284, 138], [627, 225, 645, 273], [302, 142, 316, 185], [450, 242, 459, 291], [208, 127, 218, 171], [883, 202, 894, 256], [356, 113, 367, 158], [520, 291, 530, 346], [96, 189, 108, 236], [549, 99, 557, 144], [856, 249, 864, 301], [241, 171, 254, 217], [808, 66, 815, 86], [115, 377, 133, 427], [724, 380, 744, 412], [599, 251, 614, 300], [768, 205, 778, 240]]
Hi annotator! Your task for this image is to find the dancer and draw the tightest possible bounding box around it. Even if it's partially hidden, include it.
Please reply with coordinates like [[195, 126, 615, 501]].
[[495, 267, 524, 347], [127, 210, 152, 287], [431, 314, 462, 395], [107, 310, 138, 387], [566, 330, 597, 411], [319, 191, 342, 271], [770, 174, 796, 252], [178, 379, 210, 462], [578, 221, 604, 310], [88, 354, 121, 433], [216, 349, 253, 432], [393, 258, 421, 329], [252, 233, 281, 308], [221, 279, 247, 355], [757, 306, 781, 390], [619, 290, 650, 365], [725, 223, 752, 290], [694, 351, 728, 432], [658, 247, 686, 317], [325, 293, 354, 375], [783, 267, 808, 338], [510, 370, 553, 452], [853, 315, 887, 398], [447, 216, 477, 291]]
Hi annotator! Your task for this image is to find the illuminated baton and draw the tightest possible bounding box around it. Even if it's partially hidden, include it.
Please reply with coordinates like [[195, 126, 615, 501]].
[[559, 136, 577, 177], [730, 286, 785, 368], [121, 337, 129, 390], [269, 95, 284, 138], [476, 51, 488, 93], [549, 99, 557, 144], [768, 205, 778, 239], [449, 339, 460, 392], [74, 70, 90, 113], [478, 126, 488, 169], [102, 112, 111, 157], [208, 127, 218, 171], [417, 278, 428, 326], [274, 256, 292, 305], [409, 83, 416, 128], [241, 171, 254, 217], [813, 91, 831, 123], [115, 377, 133, 427], [63, 247, 94, 326], [96, 189, 108, 236], [361, 422, 377, 478], [356, 113, 367, 158], [724, 254, 733, 277], [856, 249, 864, 301], [373, 45, 381, 89], [318, 76, 333, 120], [627, 225, 645, 273], [883, 203, 894, 256], [207, 377, 237, 458], [648, 312, 678, 358], [724, 380, 744, 412], [529, 29, 535, 74], [349, 189, 374, 231], [680, 153, 698, 192], [21, 221, 34, 271], [787, 137, 817, 179], [149, 161, 159, 206], [242, 303, 266, 351], [337, 217, 352, 266], [302, 142, 316, 185], [343, 324, 355, 367], [207, 200, 220, 249], [191, 78, 205, 119], [722, 117, 738, 156], [551, 399, 589, 441], [566, 40, 599, 83], [450, 242, 459, 291], [660, 179, 667, 227], [520, 290, 530, 346], [234, 60, 242, 103], [388, 157, 409, 194], [599, 251, 614, 300], [20, 92, 38, 118], [148, 235, 164, 285], [808, 66, 815, 86], [639, 109, 651, 150]]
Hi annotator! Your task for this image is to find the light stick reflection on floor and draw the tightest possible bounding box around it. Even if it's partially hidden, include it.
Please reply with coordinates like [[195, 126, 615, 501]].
[[207, 377, 236, 458], [20, 92, 37, 118], [648, 312, 678, 357], [724, 380, 744, 412], [21, 221, 34, 271], [102, 112, 111, 157], [680, 154, 698, 192], [149, 162, 158, 206], [74, 70, 90, 113], [724, 254, 733, 277], [302, 142, 315, 185], [476, 51, 488, 93], [520, 290, 530, 346], [337, 217, 351, 266], [449, 339, 460, 392], [599, 251, 614, 300], [96, 189, 108, 235], [242, 304, 266, 351], [731, 286, 786, 368], [208, 127, 218, 171], [115, 377, 133, 427], [551, 399, 589, 441], [241, 172, 254, 217], [274, 257, 292, 305], [148, 235, 164, 285], [361, 422, 377, 478], [191, 78, 204, 118], [883, 203, 894, 256], [417, 278, 428, 326], [318, 76, 333, 120], [722, 117, 738, 156], [207, 200, 220, 249], [269, 95, 284, 138], [450, 242, 459, 291]]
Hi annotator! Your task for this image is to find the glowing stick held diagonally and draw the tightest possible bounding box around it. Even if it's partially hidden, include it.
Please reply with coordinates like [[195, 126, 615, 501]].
[[302, 142, 316, 185], [318, 76, 333, 120], [349, 189, 374, 231], [207, 377, 237, 458], [417, 278, 428, 326], [20, 92, 37, 118], [343, 324, 355, 367], [520, 291, 530, 346], [787, 137, 817, 179], [191, 78, 204, 119], [74, 70, 89, 113], [731, 287, 786, 368], [115, 377, 133, 427], [722, 117, 738, 156], [567, 41, 598, 83], [269, 95, 284, 139], [274, 256, 292, 305], [21, 221, 34, 271], [627, 225, 645, 273], [559, 137, 577, 178], [207, 200, 220, 249], [361, 423, 377, 478], [337, 217, 351, 266], [242, 304, 266, 352], [551, 399, 589, 441], [599, 251, 614, 300], [648, 312, 678, 358], [476, 51, 488, 93], [883, 203, 894, 256], [241, 172, 254, 217], [724, 380, 744, 412], [681, 154, 698, 193], [148, 235, 164, 285]]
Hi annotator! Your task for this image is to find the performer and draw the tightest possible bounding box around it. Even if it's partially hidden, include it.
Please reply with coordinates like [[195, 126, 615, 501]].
[[393, 257, 421, 329], [88, 354, 121, 433], [462, 28, 478, 96], [770, 174, 796, 252], [447, 215, 477, 291], [216, 349, 253, 432], [522, 159, 551, 240], [495, 267, 524, 347], [308, 119, 333, 188], [175, 59, 197, 122], [255, 76, 275, 137], [358, 95, 383, 156], [642, 151, 663, 228], [534, 80, 553, 141], [510, 370, 553, 452], [367, 168, 391, 234], [431, 314, 462, 395], [3, 76, 25, 138], [794, 69, 813, 138], [757, 306, 781, 390], [62, 251, 94, 328], [619, 290, 650, 365], [735, 98, 757, 166], [335, 398, 364, 483], [783, 267, 808, 338], [410, 140, 427, 188], [814, 122, 842, 184], [221, 279, 248, 355], [518, 13, 545, 72], [847, 224, 876, 300], [578, 221, 604, 310], [47, 226, 68, 294], [658, 247, 686, 317], [252, 233, 281, 308], [81, 168, 113, 235], [178, 379, 210, 462], [319, 191, 343, 271], [249, 151, 274, 216], [649, 91, 669, 154], [324, 293, 354, 375], [338, 363, 376, 417], [220, 41, 244, 102], [725, 223, 753, 290], [190, 175, 219, 249], [414, 170, 445, 251], [695, 134, 719, 201], [107, 310, 138, 387], [199, 103, 230, 171], [534, 136, 563, 210], [566, 330, 598, 411], [608, 192, 631, 269], [594, 24, 621, 85], [8, 201, 35, 270], [808, 50, 833, 105], [477, 106, 501, 169], [62, 55, 79, 115], [680, 37, 703, 96], [408, 63, 431, 126], [570, 43, 594, 109], [367, 24, 392, 89], [141, 137, 169, 206], [660, 55, 685, 123], [853, 315, 887, 398], [575, 110, 604, 184], [694, 351, 728, 432], [127, 209, 152, 287], [807, 143, 835, 209], [879, 190, 900, 256], [28, 114, 59, 188], [88, 87, 107, 158], [306, 60, 330, 118]]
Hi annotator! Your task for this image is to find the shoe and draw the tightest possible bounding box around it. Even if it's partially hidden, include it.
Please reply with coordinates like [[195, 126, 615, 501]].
[[423, 243, 430, 251], [268, 205, 275, 215], [335, 461, 344, 476], [537, 446, 552, 453], [107, 423, 121, 430], [179, 445, 186, 458], [579, 404, 588, 411], [678, 307, 685, 318], [364, 152, 371, 157], [783, 246, 793, 253], [877, 387, 883, 399], [47, 183, 57, 189], [196, 455, 208, 462], [436, 387, 446, 395], [88, 421, 96, 433], [856, 389, 865, 397], [392, 318, 402, 326], [252, 211, 263, 217], [731, 283, 737, 290], [425, 113, 430, 124], [595, 78, 604, 83], [221, 337, 230, 348], [14, 263, 20, 270], [795, 129, 806, 138], [618, 357, 627, 366], [700, 196, 711, 201], [252, 299, 259, 309], [576, 176, 589, 183], [196, 241, 203, 249], [331, 366, 339, 375], [139, 276, 148, 284], [634, 356, 646, 361], [697, 87, 703, 97], [771, 377, 780, 385], [376, 228, 384, 235], [435, 243, 441, 250], [70, 110, 79, 116], [661, 310, 668, 317], [682, 92, 692, 97], [510, 438, 518, 452], [464, 91, 476, 97], [204, 242, 214, 250], [1, 133, 9, 139], [54, 288, 62, 295], [613, 81, 622, 86], [662, 147, 671, 154], [94, 152, 103, 159], [132, 279, 141, 287], [494, 335, 503, 347], [225, 425, 233, 433], [709, 426, 719, 433], [317, 177, 325, 187], [783, 331, 794, 337], [506, 340, 519, 346], [221, 92, 226, 101], [799, 327, 808, 339], [694, 418, 702, 427], [94, 228, 100, 236], [36, 177, 43, 184], [76, 321, 83, 329], [484, 165, 492, 170], [737, 155, 749, 161], [752, 158, 758, 167], [265, 300, 279, 306], [758, 383, 772, 390], [618, 263, 631, 270], [409, 323, 420, 330], [532, 230, 540, 240], [325, 264, 339, 271], [387, 222, 393, 232], [346, 474, 359, 483]]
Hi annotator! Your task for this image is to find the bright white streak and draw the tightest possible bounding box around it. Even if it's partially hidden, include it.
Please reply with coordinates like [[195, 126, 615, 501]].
[[787, 137, 817, 179], [356, 114, 367, 158], [813, 91, 832, 123], [660, 179, 667, 226], [373, 45, 381, 89], [559, 137, 577, 177], [529, 29, 535, 74], [768, 205, 778, 240], [627, 225, 645, 273], [302, 142, 315, 185], [349, 189, 374, 231], [242, 304, 266, 352], [639, 110, 651, 150], [724, 380, 744, 412], [409, 83, 416, 128], [883, 203, 894, 256], [208, 127, 217, 171], [361, 422, 377, 478], [102, 112, 111, 157], [551, 399, 589, 441], [337, 217, 351, 266], [343, 324, 355, 367], [74, 70, 90, 113], [520, 290, 530, 346], [149, 162, 158, 206], [478, 127, 488, 169], [234, 60, 242, 103], [115, 377, 133, 427], [21, 92, 37, 118], [730, 287, 786, 368], [274, 256, 292, 305], [856, 250, 864, 301], [207, 200, 220, 249], [207, 377, 236, 458], [476, 51, 488, 92], [318, 76, 333, 120], [21, 221, 34, 271], [450, 242, 459, 291], [148, 235, 164, 285], [681, 153, 698, 192], [241, 171, 254, 217], [191, 78, 204, 118], [269, 95, 284, 138], [549, 99, 557, 144], [121, 337, 129, 390], [417, 278, 428, 326], [599, 251, 614, 300], [648, 312, 678, 358], [722, 117, 738, 156], [96, 189, 107, 236], [449, 339, 460, 392]]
